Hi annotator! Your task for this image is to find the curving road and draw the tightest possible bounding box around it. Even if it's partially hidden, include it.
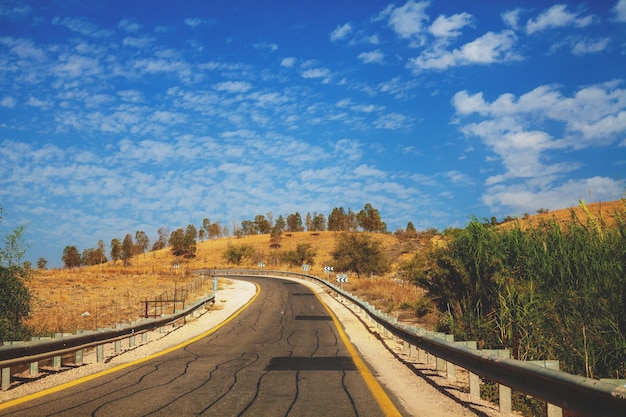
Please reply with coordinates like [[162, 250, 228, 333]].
[[1, 276, 405, 417]]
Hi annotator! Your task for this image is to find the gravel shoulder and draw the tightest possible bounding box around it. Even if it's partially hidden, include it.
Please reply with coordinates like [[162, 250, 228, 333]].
[[1, 276, 510, 416]]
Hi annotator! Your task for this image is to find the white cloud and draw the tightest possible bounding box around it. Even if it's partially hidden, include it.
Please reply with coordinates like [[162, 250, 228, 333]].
[[26, 97, 51, 108], [132, 57, 192, 81], [333, 138, 363, 161], [0, 96, 16, 107], [123, 36, 155, 48], [445, 170, 473, 185], [354, 164, 386, 178], [483, 177, 624, 214], [614, 0, 626, 22], [374, 112, 408, 129], [330, 22, 353, 41], [453, 82, 626, 189], [571, 37, 610, 55], [301, 67, 331, 79], [501, 8, 524, 30], [526, 4, 596, 35], [53, 54, 102, 79], [0, 37, 47, 61], [0, 2, 32, 18], [281, 57, 296, 67], [387, 0, 430, 41], [409, 30, 519, 71], [52, 17, 113, 38], [459, 31, 518, 64], [453, 82, 626, 144], [118, 90, 144, 103], [377, 77, 418, 99], [184, 18, 215, 28], [214, 81, 253, 93], [118, 19, 142, 32], [358, 49, 384, 64], [254, 42, 278, 52], [429, 12, 474, 38]]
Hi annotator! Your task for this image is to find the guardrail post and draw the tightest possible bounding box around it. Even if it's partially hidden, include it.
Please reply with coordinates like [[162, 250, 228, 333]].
[[469, 371, 480, 399], [129, 334, 136, 348], [75, 349, 84, 365], [433, 334, 454, 374], [96, 344, 104, 362], [1, 367, 9, 390], [482, 349, 512, 413], [452, 341, 478, 392], [531, 360, 563, 417], [52, 335, 63, 368], [28, 335, 40, 372]]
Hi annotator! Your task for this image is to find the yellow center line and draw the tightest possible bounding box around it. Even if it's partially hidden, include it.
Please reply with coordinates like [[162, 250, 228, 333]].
[[314, 290, 403, 417], [0, 282, 261, 412]]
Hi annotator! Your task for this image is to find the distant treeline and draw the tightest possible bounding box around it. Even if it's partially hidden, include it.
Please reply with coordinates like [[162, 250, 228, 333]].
[[59, 203, 390, 268]]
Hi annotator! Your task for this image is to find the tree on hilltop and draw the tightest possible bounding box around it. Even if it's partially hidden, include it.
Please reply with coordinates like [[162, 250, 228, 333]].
[[135, 230, 150, 256], [151, 227, 169, 251], [328, 207, 357, 231], [254, 215, 271, 234], [62, 245, 81, 268], [110, 238, 121, 261], [286, 212, 304, 232], [356, 203, 386, 233], [121, 234, 133, 265]]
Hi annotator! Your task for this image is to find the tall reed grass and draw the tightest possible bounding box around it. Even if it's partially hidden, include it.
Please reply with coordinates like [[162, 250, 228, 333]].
[[409, 199, 626, 379]]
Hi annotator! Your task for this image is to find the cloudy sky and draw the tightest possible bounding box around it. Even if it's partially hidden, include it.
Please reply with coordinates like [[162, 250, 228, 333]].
[[1, 0, 625, 267]]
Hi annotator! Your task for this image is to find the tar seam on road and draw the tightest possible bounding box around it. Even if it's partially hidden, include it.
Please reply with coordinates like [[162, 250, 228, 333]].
[[0, 283, 261, 413]]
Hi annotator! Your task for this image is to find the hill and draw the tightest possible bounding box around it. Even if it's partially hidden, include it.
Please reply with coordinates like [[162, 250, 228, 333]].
[[503, 199, 624, 229], [23, 200, 625, 336]]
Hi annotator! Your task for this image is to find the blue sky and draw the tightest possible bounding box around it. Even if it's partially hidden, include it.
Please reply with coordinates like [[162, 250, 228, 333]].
[[1, 0, 625, 267]]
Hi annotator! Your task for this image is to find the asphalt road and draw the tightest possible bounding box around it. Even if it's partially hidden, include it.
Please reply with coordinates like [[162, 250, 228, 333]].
[[1, 276, 404, 417]]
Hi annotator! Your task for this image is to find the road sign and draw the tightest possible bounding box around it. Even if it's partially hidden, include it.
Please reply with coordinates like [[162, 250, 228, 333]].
[[323, 266, 334, 272], [302, 264, 310, 271], [336, 274, 348, 283], [258, 262, 265, 268]]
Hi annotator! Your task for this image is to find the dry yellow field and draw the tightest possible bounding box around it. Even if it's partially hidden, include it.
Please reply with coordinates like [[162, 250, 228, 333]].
[[25, 231, 424, 335]]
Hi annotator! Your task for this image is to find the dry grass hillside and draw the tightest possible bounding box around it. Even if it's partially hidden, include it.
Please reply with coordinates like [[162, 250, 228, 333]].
[[24, 199, 625, 336], [25, 231, 426, 335], [503, 200, 625, 229]]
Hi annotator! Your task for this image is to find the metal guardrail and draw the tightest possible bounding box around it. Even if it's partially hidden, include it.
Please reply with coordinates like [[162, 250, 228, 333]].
[[0, 294, 215, 379], [205, 268, 626, 417]]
